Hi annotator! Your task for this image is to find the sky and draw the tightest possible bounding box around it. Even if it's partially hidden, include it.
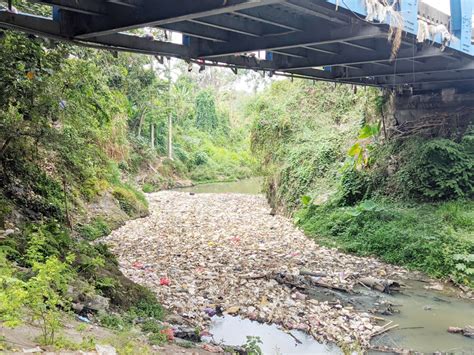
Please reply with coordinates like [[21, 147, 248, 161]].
[[423, 0, 450, 14]]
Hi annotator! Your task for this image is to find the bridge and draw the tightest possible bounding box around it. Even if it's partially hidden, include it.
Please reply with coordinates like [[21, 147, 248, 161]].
[[0, 0, 473, 94]]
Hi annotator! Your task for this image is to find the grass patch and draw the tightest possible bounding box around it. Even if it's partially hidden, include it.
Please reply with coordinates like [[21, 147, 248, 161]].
[[296, 199, 474, 286], [142, 183, 155, 193], [51, 335, 97, 351], [112, 184, 148, 217], [76, 217, 111, 241]]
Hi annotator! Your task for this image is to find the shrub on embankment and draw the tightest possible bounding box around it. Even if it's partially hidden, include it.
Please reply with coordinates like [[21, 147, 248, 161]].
[[249, 80, 378, 211], [250, 79, 474, 287], [0, 29, 162, 347], [0, 26, 257, 349], [296, 199, 474, 286]]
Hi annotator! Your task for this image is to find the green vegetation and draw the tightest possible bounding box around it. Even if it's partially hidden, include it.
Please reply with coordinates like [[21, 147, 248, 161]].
[[243, 335, 263, 355], [0, 246, 73, 344], [2, 2, 473, 350], [49, 335, 97, 352], [296, 200, 473, 285], [0, 219, 167, 347], [0, 30, 255, 226], [76, 217, 111, 241], [112, 184, 148, 217], [249, 80, 378, 211], [96, 303, 168, 346], [0, 11, 257, 348], [250, 79, 474, 287]]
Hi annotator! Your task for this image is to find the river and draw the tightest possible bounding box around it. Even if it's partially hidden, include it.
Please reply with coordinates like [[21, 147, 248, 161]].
[[176, 177, 263, 195], [178, 178, 474, 354]]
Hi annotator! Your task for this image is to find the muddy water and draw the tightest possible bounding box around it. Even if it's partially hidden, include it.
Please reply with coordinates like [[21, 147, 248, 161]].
[[204, 315, 341, 354], [204, 280, 474, 354], [370, 281, 474, 353], [184, 179, 473, 353], [176, 177, 263, 195]]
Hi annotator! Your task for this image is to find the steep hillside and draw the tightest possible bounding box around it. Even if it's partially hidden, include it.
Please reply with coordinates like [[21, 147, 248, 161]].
[[250, 80, 474, 287], [0, 28, 256, 351]]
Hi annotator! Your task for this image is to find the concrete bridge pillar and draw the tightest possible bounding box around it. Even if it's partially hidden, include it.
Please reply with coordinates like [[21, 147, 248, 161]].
[[384, 89, 474, 139]]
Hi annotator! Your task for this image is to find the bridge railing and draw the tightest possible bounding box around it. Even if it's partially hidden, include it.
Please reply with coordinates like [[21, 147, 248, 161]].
[[325, 0, 473, 56]]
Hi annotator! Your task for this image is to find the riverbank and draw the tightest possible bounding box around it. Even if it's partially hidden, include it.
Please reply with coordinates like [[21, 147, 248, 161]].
[[296, 199, 474, 289], [102, 191, 412, 349]]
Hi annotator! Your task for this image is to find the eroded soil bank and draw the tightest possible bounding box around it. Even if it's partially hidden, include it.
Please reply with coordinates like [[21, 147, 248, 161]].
[[103, 191, 413, 349]]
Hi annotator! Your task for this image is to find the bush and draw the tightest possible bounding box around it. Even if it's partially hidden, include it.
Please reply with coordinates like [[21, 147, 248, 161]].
[[250, 80, 375, 211], [97, 298, 166, 334], [98, 311, 128, 331], [338, 167, 371, 206], [297, 199, 474, 286], [148, 332, 168, 346], [0, 252, 75, 345], [396, 138, 473, 201], [142, 183, 154, 193], [141, 320, 164, 334], [193, 151, 209, 166], [0, 253, 28, 327], [359, 136, 474, 202], [27, 255, 74, 345], [130, 299, 165, 320], [76, 217, 111, 241], [19, 221, 72, 266], [112, 184, 148, 216]]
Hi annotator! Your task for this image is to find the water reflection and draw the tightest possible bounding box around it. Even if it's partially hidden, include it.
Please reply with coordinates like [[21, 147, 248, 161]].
[[205, 315, 341, 355], [371, 281, 474, 353], [176, 177, 263, 195]]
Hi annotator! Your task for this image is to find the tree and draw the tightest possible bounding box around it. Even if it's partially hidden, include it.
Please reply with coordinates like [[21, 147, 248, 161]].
[[195, 90, 218, 132]]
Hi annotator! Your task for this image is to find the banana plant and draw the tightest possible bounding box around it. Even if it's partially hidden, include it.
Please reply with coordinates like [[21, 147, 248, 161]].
[[348, 121, 381, 169]]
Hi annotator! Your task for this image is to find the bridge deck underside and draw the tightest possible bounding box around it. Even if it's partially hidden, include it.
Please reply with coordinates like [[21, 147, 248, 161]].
[[1, 0, 473, 93]]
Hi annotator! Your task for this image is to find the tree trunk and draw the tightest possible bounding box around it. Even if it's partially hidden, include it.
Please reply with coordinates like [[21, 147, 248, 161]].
[[0, 135, 14, 158], [150, 123, 155, 149], [137, 107, 147, 137], [167, 57, 173, 160], [168, 112, 173, 160], [62, 178, 72, 229]]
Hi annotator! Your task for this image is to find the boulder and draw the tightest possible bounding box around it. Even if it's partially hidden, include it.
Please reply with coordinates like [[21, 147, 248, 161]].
[[85, 294, 110, 313]]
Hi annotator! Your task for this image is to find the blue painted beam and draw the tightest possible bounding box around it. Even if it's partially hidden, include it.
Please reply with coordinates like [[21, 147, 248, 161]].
[[451, 0, 462, 36], [448, 0, 472, 54], [401, 0, 419, 35], [325, 0, 474, 56], [325, 0, 418, 36], [52, 5, 60, 21], [326, 0, 367, 17], [458, 0, 472, 54], [182, 34, 191, 47]]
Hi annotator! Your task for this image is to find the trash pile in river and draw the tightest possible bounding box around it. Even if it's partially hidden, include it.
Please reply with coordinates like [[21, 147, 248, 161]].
[[102, 191, 408, 348], [448, 325, 474, 338]]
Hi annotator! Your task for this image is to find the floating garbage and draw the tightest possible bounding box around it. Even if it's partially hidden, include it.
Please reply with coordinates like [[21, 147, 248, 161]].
[[102, 191, 410, 348], [159, 277, 171, 286], [76, 315, 91, 323], [203, 315, 341, 354]]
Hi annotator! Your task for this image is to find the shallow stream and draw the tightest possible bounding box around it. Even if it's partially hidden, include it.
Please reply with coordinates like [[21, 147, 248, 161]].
[[180, 179, 474, 353], [176, 177, 263, 194], [369, 280, 474, 353], [203, 315, 340, 354]]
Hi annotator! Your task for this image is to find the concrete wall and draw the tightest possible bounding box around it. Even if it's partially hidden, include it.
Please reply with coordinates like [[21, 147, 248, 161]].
[[385, 89, 474, 139]]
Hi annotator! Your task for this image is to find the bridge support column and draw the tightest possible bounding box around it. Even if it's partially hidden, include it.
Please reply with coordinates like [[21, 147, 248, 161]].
[[384, 89, 474, 139]]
